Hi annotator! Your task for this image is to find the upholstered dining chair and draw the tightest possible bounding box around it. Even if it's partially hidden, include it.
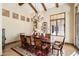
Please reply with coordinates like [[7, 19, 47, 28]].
[[26, 36, 35, 53], [26, 36, 31, 45], [25, 36, 32, 50], [34, 37, 42, 50], [34, 37, 51, 56], [20, 33, 26, 49], [52, 37, 65, 56], [42, 42, 51, 56], [34, 37, 42, 55]]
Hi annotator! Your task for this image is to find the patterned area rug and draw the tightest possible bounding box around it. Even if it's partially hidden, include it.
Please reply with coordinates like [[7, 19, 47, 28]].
[[11, 46, 35, 56], [11, 46, 79, 56], [11, 46, 52, 56]]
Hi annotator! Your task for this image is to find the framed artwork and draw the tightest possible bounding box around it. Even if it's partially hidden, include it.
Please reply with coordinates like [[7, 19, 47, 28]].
[[2, 9, 10, 17], [27, 18, 30, 22], [12, 12, 19, 19], [21, 15, 25, 21], [43, 22, 47, 26], [41, 22, 47, 33]]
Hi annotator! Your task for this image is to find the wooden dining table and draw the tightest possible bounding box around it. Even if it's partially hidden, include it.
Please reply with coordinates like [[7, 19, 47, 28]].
[[25, 35, 52, 48], [24, 35, 52, 55], [33, 36, 50, 43]]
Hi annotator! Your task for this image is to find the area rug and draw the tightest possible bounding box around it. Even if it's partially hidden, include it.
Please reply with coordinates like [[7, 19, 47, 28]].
[[12, 46, 78, 56], [11, 46, 52, 56], [11, 46, 35, 56]]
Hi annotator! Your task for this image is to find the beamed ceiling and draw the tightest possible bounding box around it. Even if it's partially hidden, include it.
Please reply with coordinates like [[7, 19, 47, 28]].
[[18, 3, 64, 13]]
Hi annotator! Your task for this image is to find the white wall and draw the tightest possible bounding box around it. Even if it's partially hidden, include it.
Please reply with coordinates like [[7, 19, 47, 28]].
[[68, 4, 75, 44], [37, 4, 75, 43], [0, 3, 2, 55], [2, 3, 33, 43]]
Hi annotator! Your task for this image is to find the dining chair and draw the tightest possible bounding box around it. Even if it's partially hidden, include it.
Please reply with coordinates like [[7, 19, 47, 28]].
[[25, 36, 32, 50], [26, 36, 31, 45], [34, 37, 43, 55], [20, 33, 26, 49], [52, 37, 65, 56], [34, 37, 42, 50], [34, 37, 51, 56], [42, 42, 51, 56], [25, 36, 35, 53]]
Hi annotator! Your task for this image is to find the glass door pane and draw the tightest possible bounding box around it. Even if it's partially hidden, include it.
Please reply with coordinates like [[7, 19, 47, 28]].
[[76, 13, 79, 48], [57, 19, 64, 36], [51, 21, 56, 35]]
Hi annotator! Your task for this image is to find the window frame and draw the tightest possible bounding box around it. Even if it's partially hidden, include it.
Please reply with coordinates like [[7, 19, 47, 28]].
[[50, 12, 66, 37]]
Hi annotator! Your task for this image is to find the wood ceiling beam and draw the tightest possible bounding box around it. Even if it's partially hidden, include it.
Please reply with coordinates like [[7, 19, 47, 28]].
[[18, 3, 24, 6], [28, 3, 38, 13], [41, 3, 47, 11], [56, 3, 59, 8]]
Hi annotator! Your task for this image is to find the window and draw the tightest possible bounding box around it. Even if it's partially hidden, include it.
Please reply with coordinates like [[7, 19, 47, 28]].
[[50, 12, 65, 37]]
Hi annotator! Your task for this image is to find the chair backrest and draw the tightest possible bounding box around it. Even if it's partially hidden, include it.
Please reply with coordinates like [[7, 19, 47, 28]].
[[45, 34, 51, 39], [20, 34, 26, 44], [62, 37, 65, 44], [31, 36, 35, 45], [26, 36, 31, 45], [34, 37, 42, 49], [54, 36, 65, 49], [20, 34, 26, 46], [54, 36, 64, 42], [60, 37, 65, 49]]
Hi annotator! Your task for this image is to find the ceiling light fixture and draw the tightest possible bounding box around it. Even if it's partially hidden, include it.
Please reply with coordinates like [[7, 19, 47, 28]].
[[32, 3, 44, 22]]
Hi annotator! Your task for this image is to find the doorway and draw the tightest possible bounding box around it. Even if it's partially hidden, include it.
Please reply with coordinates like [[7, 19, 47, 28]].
[[50, 12, 65, 42], [76, 13, 79, 49]]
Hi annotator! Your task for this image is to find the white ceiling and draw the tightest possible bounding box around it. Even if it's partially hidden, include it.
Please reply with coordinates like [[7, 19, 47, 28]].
[[2, 3, 65, 15], [2, 3, 34, 15], [18, 3, 35, 14], [32, 3, 44, 12], [44, 3, 64, 9]]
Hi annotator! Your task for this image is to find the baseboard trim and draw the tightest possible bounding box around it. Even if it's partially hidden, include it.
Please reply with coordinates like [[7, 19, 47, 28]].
[[5, 40, 20, 46], [73, 45, 79, 51], [65, 42, 74, 46]]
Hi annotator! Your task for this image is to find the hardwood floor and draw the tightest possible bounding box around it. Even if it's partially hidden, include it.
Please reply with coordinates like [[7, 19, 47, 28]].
[[3, 41, 21, 56], [2, 41, 77, 56], [63, 44, 77, 56]]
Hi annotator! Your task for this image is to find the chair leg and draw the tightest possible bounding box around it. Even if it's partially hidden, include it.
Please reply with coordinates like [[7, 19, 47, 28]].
[[52, 49, 53, 54], [57, 50, 59, 56], [60, 49, 63, 56]]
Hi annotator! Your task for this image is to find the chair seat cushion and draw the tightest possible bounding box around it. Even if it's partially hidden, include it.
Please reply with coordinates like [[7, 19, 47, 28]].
[[42, 44, 48, 49], [54, 42, 61, 46], [53, 44, 61, 50]]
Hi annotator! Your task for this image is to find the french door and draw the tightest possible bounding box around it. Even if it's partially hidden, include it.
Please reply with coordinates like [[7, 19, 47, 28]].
[[76, 13, 79, 48], [50, 12, 65, 42], [50, 19, 65, 36]]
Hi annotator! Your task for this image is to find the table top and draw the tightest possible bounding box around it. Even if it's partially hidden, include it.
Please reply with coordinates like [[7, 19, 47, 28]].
[[26, 35, 51, 44]]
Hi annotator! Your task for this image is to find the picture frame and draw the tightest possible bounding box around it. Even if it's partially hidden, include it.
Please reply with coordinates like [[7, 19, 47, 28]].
[[21, 15, 25, 21], [43, 22, 47, 26], [41, 22, 47, 33], [2, 9, 10, 17], [27, 18, 30, 22], [12, 12, 19, 19]]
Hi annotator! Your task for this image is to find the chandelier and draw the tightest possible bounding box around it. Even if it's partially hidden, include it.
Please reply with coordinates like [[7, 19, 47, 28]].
[[32, 3, 44, 22]]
